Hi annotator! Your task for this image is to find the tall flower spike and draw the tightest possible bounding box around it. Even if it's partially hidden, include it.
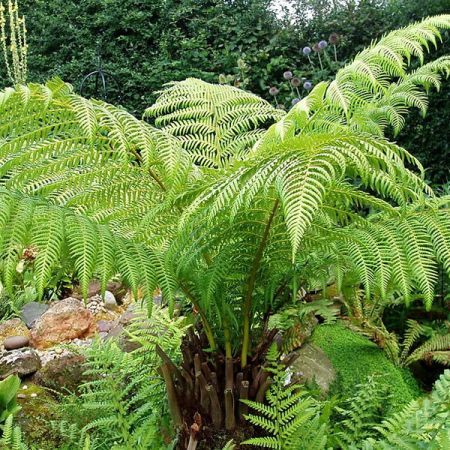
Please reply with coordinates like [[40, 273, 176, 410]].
[[302, 46, 314, 66], [313, 43, 324, 70], [329, 32, 340, 62]]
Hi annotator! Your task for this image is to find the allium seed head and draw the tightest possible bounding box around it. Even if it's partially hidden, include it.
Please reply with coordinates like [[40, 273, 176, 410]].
[[303, 81, 312, 90], [269, 86, 279, 96], [283, 70, 293, 80], [290, 77, 301, 88], [291, 98, 300, 106], [329, 32, 340, 45], [312, 43, 320, 52], [318, 40, 328, 49], [302, 46, 311, 56]]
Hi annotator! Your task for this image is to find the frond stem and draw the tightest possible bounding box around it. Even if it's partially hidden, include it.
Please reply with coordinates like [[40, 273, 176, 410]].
[[241, 199, 280, 368], [180, 282, 217, 351]]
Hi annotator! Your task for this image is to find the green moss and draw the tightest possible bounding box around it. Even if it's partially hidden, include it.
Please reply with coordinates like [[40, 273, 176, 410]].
[[16, 383, 62, 450], [311, 322, 422, 412]]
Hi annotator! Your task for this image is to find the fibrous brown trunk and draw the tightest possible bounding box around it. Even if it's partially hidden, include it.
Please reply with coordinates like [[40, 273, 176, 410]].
[[158, 328, 283, 449]]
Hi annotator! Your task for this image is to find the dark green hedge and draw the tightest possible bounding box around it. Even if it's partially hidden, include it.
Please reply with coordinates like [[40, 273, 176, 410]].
[[312, 322, 422, 412]]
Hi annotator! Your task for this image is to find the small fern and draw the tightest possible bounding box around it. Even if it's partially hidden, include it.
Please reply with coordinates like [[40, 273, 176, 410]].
[[331, 375, 390, 448], [361, 369, 450, 449], [0, 415, 27, 450], [74, 304, 187, 449], [241, 345, 319, 450]]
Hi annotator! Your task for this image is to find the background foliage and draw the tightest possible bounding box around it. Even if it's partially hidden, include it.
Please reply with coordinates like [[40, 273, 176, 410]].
[[4, 0, 448, 184]]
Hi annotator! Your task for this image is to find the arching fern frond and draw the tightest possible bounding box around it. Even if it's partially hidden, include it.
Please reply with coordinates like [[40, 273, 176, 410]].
[[0, 189, 175, 304], [144, 78, 283, 167]]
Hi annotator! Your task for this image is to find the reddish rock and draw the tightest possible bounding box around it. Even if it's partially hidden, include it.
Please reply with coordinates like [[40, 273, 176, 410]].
[[30, 298, 96, 349]]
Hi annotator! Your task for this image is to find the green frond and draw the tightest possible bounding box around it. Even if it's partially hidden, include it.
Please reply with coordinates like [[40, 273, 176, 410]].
[[0, 415, 28, 450], [405, 334, 450, 366], [145, 78, 283, 167], [401, 320, 425, 361]]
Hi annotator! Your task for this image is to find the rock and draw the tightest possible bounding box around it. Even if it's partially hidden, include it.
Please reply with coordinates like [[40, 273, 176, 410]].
[[86, 297, 106, 315], [21, 302, 49, 329], [97, 320, 114, 333], [290, 343, 336, 394], [106, 280, 127, 301], [0, 319, 30, 346], [0, 348, 41, 379], [104, 305, 140, 352], [30, 298, 96, 349], [104, 291, 117, 310], [34, 353, 86, 392], [15, 383, 61, 448], [4, 335, 30, 350], [72, 280, 102, 299]]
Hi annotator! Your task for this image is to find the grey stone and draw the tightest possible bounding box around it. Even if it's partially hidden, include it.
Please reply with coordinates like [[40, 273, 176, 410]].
[[21, 302, 49, 328], [0, 348, 41, 379], [103, 291, 117, 310], [4, 335, 30, 350], [97, 320, 114, 333], [290, 343, 336, 394]]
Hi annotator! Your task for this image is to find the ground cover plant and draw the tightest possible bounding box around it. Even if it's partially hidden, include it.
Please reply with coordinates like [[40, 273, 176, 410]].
[[0, 5, 449, 449]]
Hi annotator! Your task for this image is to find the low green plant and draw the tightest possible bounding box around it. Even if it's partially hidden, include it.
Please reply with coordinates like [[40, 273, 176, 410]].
[[360, 369, 450, 449], [241, 345, 321, 449], [0, 375, 21, 424], [330, 375, 390, 448], [311, 323, 421, 412], [0, 415, 27, 450], [53, 305, 187, 450]]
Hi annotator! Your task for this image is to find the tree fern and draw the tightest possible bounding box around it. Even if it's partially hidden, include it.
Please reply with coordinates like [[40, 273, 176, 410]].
[[0, 16, 448, 366]]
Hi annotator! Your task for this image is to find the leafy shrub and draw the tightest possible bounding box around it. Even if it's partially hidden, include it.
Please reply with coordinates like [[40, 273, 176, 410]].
[[311, 323, 421, 411]]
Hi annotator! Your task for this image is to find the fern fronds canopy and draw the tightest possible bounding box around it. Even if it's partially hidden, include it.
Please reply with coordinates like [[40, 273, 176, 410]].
[[0, 16, 449, 359]]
